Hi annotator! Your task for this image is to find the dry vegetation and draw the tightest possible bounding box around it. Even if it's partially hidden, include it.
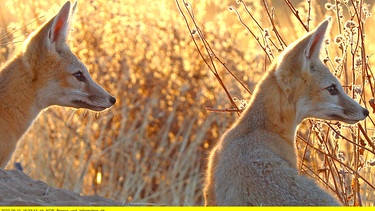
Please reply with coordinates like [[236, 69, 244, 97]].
[[0, 0, 374, 206]]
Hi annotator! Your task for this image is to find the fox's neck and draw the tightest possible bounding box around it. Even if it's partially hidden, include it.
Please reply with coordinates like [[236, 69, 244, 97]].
[[236, 69, 300, 165], [0, 54, 40, 143], [240, 71, 299, 139]]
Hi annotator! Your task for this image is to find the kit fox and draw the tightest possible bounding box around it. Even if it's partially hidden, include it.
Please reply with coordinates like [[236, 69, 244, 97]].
[[0, 1, 116, 168], [204, 18, 368, 205]]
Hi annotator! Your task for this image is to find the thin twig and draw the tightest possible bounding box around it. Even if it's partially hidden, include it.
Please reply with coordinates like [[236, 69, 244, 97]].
[[0, 16, 44, 46], [229, 6, 271, 61], [283, 0, 309, 31], [297, 134, 375, 190], [261, 0, 287, 49]]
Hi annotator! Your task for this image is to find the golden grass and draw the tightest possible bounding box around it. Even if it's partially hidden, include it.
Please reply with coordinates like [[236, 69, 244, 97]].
[[0, 0, 374, 206]]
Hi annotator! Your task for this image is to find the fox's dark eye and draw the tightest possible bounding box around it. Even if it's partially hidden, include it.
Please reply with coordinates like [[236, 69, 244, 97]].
[[73, 71, 85, 82], [326, 84, 339, 95]]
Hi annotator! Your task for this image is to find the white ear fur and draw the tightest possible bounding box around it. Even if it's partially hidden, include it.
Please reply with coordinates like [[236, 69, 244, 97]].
[[304, 17, 330, 60], [48, 1, 76, 49], [71, 1, 77, 16], [275, 67, 293, 99]]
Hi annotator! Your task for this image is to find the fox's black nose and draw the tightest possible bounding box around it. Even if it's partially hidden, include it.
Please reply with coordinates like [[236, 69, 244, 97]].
[[363, 108, 369, 117], [110, 96, 116, 105]]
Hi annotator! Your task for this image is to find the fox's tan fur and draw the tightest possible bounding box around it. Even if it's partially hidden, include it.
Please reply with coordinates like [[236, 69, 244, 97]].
[[204, 18, 369, 206], [0, 1, 116, 168]]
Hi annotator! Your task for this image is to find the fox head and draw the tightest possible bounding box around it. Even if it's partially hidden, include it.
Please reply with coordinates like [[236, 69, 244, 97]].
[[275, 18, 368, 124], [23, 1, 116, 111]]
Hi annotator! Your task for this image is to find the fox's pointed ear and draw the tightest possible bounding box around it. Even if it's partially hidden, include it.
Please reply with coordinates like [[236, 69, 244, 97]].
[[49, 1, 76, 49], [304, 17, 330, 60]]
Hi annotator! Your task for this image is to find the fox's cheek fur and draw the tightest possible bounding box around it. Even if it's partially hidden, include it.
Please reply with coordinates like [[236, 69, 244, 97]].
[[59, 74, 81, 90]]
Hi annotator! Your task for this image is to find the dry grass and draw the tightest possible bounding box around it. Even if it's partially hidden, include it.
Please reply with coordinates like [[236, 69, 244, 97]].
[[0, 0, 374, 206]]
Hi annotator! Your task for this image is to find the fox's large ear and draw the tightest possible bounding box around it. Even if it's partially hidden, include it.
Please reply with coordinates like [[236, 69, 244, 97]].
[[304, 17, 330, 60], [49, 1, 77, 50], [275, 18, 331, 100]]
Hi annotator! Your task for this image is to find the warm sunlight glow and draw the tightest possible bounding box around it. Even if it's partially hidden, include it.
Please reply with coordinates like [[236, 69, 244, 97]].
[[96, 171, 102, 185], [1, 0, 374, 206]]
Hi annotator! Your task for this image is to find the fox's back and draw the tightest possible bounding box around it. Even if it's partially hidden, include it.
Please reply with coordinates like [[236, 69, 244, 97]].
[[207, 126, 340, 205]]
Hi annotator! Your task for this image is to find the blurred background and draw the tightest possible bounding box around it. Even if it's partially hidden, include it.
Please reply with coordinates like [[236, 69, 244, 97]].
[[1, 0, 374, 206]]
